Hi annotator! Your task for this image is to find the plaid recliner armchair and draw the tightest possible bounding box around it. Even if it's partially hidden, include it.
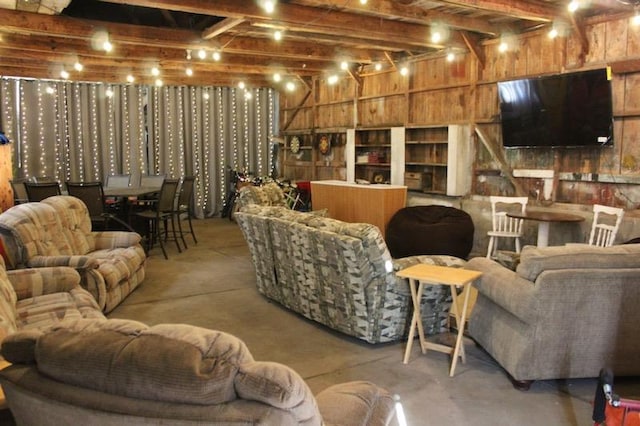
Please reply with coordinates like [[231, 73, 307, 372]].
[[0, 196, 146, 313]]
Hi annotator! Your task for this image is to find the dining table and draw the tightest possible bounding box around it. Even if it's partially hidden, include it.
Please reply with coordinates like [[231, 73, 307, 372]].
[[507, 209, 585, 247], [102, 186, 161, 198]]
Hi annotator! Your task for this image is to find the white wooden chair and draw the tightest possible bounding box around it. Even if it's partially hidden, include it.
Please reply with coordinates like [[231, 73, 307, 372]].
[[588, 204, 624, 247], [486, 196, 529, 259]]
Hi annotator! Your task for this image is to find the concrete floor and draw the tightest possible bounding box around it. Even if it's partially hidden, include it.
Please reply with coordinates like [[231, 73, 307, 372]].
[[8, 217, 637, 425]]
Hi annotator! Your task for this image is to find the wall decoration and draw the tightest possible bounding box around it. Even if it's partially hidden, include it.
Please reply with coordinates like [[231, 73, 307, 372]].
[[319, 134, 331, 155]]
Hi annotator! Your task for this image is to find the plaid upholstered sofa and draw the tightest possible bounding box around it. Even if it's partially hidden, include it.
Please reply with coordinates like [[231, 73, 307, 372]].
[[235, 205, 466, 344], [0, 196, 146, 313], [0, 318, 395, 425], [467, 243, 640, 385], [235, 181, 287, 210]]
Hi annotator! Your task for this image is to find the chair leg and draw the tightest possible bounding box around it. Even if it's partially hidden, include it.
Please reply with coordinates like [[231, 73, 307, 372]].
[[176, 213, 188, 249], [187, 212, 197, 244], [515, 237, 521, 253], [486, 236, 494, 258], [170, 214, 182, 253], [155, 218, 168, 260]]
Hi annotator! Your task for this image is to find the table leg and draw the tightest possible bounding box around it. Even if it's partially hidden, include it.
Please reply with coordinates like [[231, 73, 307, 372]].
[[537, 222, 550, 247], [449, 283, 472, 377], [403, 279, 425, 364]]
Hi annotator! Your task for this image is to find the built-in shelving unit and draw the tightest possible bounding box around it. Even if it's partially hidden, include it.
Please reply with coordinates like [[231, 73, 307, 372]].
[[403, 124, 472, 196], [346, 127, 404, 185], [282, 130, 347, 181]]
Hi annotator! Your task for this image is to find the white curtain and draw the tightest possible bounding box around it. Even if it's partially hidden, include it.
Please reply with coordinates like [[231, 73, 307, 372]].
[[0, 78, 278, 217]]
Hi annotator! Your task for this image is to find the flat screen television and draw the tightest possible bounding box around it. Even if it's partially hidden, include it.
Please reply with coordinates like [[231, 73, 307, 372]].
[[497, 68, 613, 148]]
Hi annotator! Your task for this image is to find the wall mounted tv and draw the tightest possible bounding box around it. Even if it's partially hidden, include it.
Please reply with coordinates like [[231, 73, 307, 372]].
[[497, 68, 613, 148]]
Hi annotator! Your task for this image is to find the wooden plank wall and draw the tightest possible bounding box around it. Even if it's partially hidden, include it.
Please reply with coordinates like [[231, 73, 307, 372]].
[[279, 15, 640, 208]]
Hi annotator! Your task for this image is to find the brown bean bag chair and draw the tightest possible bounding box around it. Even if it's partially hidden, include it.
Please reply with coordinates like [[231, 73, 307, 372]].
[[386, 205, 474, 259]]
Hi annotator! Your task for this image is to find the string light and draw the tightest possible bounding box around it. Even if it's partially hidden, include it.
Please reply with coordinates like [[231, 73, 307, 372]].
[[231, 88, 239, 170], [60, 70, 70, 79], [400, 65, 409, 76], [74, 83, 85, 178], [273, 73, 281, 82], [268, 88, 275, 177], [286, 81, 296, 91], [217, 87, 226, 207], [274, 30, 282, 41], [74, 62, 83, 72], [36, 81, 47, 177], [198, 49, 206, 59], [256, 89, 263, 176], [107, 84, 116, 176], [153, 86, 161, 174], [137, 85, 147, 176], [243, 88, 250, 170], [212, 51, 221, 61], [328, 74, 339, 85], [122, 85, 132, 175], [126, 74, 135, 83], [185, 67, 193, 76], [176, 87, 186, 177], [165, 87, 175, 177], [19, 82, 29, 177], [190, 86, 203, 213], [375, 63, 382, 71], [90, 84, 100, 181]]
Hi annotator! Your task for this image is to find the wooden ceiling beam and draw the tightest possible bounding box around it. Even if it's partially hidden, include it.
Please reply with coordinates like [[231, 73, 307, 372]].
[[435, 0, 559, 22], [289, 0, 499, 35], [97, 0, 464, 50], [202, 17, 245, 40]]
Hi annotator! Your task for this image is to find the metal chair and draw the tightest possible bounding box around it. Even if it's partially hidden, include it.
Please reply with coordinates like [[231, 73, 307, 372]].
[[174, 176, 197, 248], [9, 179, 29, 204], [66, 181, 135, 232], [24, 182, 61, 202], [589, 204, 624, 247], [486, 196, 529, 259], [134, 179, 181, 259], [31, 176, 57, 183]]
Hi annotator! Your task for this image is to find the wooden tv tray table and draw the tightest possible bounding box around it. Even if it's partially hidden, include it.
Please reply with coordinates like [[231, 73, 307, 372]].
[[396, 264, 482, 376]]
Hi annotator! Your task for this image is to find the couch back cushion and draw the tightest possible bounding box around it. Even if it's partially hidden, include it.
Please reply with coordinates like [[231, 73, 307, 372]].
[[517, 243, 640, 282], [1, 318, 321, 423], [0, 202, 79, 259], [42, 196, 95, 253]]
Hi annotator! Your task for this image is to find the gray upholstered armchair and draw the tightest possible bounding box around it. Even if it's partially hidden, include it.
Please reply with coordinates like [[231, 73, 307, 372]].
[[467, 243, 640, 388], [0, 318, 396, 425]]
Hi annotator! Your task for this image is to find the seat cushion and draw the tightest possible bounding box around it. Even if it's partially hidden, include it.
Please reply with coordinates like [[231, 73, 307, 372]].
[[15, 288, 103, 331], [89, 247, 146, 291], [386, 205, 475, 259]]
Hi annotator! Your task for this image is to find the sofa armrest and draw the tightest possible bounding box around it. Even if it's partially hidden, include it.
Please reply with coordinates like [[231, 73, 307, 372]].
[[7, 267, 81, 299], [316, 381, 395, 426], [92, 231, 142, 250], [466, 257, 538, 324], [27, 255, 99, 271]]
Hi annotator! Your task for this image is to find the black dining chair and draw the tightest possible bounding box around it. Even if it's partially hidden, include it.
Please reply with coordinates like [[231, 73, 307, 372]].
[[24, 182, 61, 202], [66, 181, 135, 232], [9, 179, 29, 205], [134, 179, 181, 259], [173, 176, 197, 248]]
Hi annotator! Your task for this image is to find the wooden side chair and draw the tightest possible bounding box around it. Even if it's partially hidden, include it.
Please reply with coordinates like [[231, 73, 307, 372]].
[[589, 204, 624, 247], [486, 196, 529, 259]]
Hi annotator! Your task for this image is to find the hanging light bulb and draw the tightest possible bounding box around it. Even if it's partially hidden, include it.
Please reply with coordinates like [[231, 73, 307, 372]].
[[126, 74, 135, 83], [374, 62, 382, 71], [328, 74, 339, 85], [274, 30, 282, 41], [185, 67, 193, 76], [60, 69, 70, 79], [105, 88, 114, 98], [244, 91, 253, 100], [198, 49, 206, 59], [548, 28, 559, 39], [633, 8, 640, 25], [155, 78, 163, 87], [273, 73, 282, 82], [568, 1, 579, 13], [340, 61, 349, 70], [498, 41, 508, 52], [186, 49, 192, 60], [151, 67, 160, 76], [286, 81, 296, 91], [446, 52, 455, 62], [400, 66, 409, 76], [103, 40, 113, 52], [238, 81, 246, 89], [74, 62, 83, 72], [212, 51, 221, 61], [360, 0, 367, 4]]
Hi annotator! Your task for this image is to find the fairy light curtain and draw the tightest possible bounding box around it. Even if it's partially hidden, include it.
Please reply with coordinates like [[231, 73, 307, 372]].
[[0, 78, 277, 217]]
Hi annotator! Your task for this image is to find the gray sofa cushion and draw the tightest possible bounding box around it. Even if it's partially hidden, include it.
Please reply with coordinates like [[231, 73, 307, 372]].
[[516, 243, 640, 282]]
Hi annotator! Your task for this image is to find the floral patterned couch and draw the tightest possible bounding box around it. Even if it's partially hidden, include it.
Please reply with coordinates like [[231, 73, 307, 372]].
[[0, 196, 146, 313], [235, 205, 466, 344]]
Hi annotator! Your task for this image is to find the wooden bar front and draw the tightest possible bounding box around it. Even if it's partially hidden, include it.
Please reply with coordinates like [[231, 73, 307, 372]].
[[311, 180, 407, 238]]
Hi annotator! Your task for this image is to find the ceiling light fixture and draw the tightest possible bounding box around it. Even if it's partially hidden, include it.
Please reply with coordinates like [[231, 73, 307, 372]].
[[186, 49, 192, 60]]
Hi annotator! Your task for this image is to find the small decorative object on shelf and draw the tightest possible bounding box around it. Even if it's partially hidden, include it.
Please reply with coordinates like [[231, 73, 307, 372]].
[[290, 136, 300, 154], [319, 134, 331, 155], [0, 131, 10, 145]]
